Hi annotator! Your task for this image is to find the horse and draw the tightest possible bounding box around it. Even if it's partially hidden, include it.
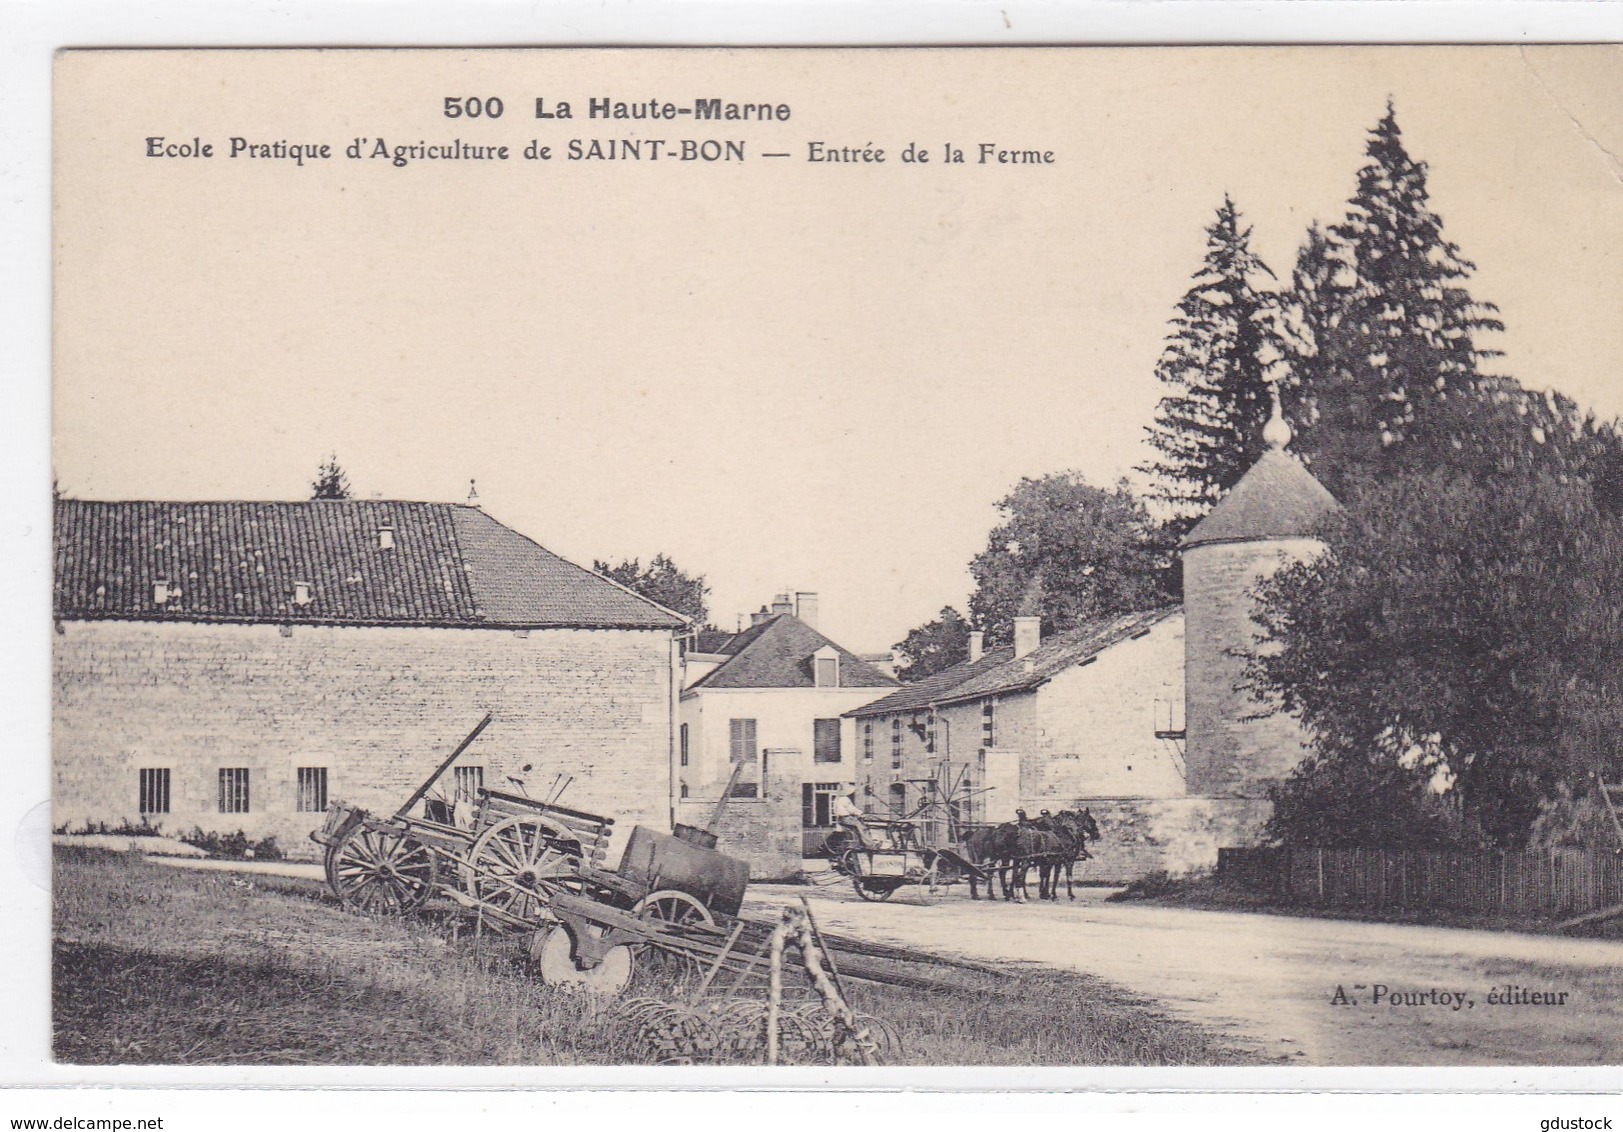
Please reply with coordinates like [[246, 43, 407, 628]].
[[1034, 808, 1101, 900], [960, 824, 1004, 901]]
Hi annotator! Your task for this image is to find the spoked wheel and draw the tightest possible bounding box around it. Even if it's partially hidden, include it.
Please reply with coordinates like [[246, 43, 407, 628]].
[[853, 877, 900, 902], [325, 824, 438, 915], [466, 815, 581, 926], [533, 924, 634, 996], [632, 889, 715, 981]]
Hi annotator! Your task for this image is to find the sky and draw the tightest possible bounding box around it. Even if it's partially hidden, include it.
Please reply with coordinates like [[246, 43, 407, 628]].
[[52, 46, 1623, 652]]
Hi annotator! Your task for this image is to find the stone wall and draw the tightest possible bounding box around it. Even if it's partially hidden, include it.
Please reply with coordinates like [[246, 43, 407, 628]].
[[1183, 538, 1320, 798], [54, 619, 677, 863], [675, 748, 807, 880], [1070, 796, 1274, 884]]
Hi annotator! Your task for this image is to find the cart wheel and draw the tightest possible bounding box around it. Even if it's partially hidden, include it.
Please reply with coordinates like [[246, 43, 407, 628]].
[[467, 815, 580, 925], [633, 889, 715, 928], [326, 825, 437, 915], [534, 924, 634, 996], [853, 877, 896, 902]]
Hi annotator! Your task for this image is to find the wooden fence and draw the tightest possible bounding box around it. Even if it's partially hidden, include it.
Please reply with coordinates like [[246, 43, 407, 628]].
[[1216, 847, 1623, 917]]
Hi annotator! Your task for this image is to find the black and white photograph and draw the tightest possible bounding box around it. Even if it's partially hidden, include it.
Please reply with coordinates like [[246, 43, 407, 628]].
[[41, 44, 1623, 1076]]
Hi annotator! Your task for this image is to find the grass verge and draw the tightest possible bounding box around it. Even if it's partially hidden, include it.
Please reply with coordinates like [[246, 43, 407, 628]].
[[54, 846, 1254, 1066]]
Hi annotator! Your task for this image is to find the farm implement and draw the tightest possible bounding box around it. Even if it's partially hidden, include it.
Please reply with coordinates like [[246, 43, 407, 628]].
[[310, 715, 1001, 1016]]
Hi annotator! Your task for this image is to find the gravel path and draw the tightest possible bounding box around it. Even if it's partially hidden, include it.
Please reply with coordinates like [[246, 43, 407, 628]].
[[746, 882, 1623, 1066]]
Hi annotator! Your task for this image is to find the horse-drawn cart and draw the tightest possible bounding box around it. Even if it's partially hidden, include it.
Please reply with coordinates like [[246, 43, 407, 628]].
[[824, 817, 988, 903]]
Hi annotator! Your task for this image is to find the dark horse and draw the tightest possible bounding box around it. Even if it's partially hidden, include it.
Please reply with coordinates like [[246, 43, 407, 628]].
[[963, 811, 1065, 902], [1033, 808, 1101, 900]]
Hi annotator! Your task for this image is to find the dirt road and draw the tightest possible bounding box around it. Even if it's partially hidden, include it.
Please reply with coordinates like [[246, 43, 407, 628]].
[[747, 883, 1623, 1065]]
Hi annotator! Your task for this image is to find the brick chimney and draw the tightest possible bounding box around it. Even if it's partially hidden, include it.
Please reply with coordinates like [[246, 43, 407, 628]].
[[794, 591, 819, 629], [1013, 616, 1041, 659], [967, 630, 984, 663], [749, 605, 772, 626]]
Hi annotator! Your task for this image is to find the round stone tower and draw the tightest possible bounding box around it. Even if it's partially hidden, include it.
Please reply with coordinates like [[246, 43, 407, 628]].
[[1181, 392, 1339, 798]]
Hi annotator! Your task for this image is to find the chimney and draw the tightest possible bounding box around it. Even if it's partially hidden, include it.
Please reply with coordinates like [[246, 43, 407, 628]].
[[967, 630, 984, 663], [1013, 616, 1041, 659], [770, 593, 794, 617], [794, 591, 819, 629], [153, 579, 170, 606], [293, 580, 312, 606], [378, 525, 395, 550], [750, 605, 772, 627]]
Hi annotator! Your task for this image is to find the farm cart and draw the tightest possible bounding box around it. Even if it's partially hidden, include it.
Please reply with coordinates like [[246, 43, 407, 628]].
[[824, 821, 987, 903], [310, 714, 753, 993]]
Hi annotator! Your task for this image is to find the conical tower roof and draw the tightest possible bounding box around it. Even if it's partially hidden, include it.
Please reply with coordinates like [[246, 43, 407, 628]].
[[1182, 388, 1339, 549]]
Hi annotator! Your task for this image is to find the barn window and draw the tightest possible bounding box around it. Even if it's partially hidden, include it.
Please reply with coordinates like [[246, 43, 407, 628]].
[[862, 720, 873, 763], [218, 768, 250, 814], [982, 697, 997, 749], [888, 781, 907, 816], [296, 767, 328, 812], [926, 708, 937, 755], [813, 719, 841, 764], [679, 723, 689, 767], [890, 718, 902, 769], [453, 766, 484, 804], [138, 768, 170, 815]]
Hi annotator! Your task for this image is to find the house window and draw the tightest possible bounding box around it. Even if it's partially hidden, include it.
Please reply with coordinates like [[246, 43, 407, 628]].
[[296, 767, 328, 812], [814, 655, 840, 687], [814, 719, 841, 764], [891, 718, 902, 769], [138, 768, 170, 815], [802, 782, 843, 828], [888, 781, 907, 816], [218, 768, 250, 814], [680, 782, 689, 799], [982, 698, 996, 749], [680, 723, 689, 767], [863, 721, 873, 762], [728, 719, 759, 798], [453, 765, 484, 804], [926, 708, 937, 755]]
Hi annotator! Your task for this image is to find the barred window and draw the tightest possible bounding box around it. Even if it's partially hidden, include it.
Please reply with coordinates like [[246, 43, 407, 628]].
[[926, 708, 937, 755], [218, 768, 250, 814], [863, 720, 873, 762], [453, 765, 484, 804], [138, 768, 170, 815], [296, 767, 328, 812], [891, 717, 902, 769], [982, 697, 997, 749]]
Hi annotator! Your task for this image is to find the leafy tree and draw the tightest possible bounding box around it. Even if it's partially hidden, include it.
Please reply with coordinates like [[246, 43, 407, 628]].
[[1283, 104, 1508, 497], [593, 553, 710, 626], [893, 606, 972, 683], [967, 474, 1178, 648], [1249, 467, 1623, 848], [310, 455, 352, 500], [1143, 195, 1289, 532]]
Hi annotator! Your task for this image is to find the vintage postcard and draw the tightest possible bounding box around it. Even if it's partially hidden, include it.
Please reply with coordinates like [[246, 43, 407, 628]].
[[49, 45, 1623, 1076]]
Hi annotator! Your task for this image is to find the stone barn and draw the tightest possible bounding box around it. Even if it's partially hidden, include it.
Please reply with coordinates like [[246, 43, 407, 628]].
[[52, 498, 687, 861], [847, 401, 1339, 881]]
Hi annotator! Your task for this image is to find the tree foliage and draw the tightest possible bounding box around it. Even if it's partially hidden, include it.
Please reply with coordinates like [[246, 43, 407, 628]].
[[593, 554, 710, 626], [1282, 105, 1510, 498], [893, 606, 971, 683], [967, 474, 1178, 648], [1249, 468, 1623, 848], [1143, 195, 1287, 532], [310, 455, 352, 500]]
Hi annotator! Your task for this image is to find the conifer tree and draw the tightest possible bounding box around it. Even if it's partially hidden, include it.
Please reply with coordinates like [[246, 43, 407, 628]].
[[310, 454, 352, 500], [1284, 104, 1506, 495], [1142, 196, 1286, 531]]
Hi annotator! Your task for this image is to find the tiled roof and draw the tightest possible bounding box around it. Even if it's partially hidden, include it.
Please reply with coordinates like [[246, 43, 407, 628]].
[[1182, 448, 1339, 549], [847, 606, 1181, 717], [684, 614, 897, 692], [53, 499, 686, 630]]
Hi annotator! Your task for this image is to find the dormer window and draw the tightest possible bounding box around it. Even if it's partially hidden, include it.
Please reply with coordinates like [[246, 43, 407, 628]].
[[293, 581, 312, 606], [378, 526, 395, 550], [153, 579, 170, 605], [813, 645, 840, 688]]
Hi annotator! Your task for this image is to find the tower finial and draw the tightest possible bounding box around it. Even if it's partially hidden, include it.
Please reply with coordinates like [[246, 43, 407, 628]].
[[467, 478, 480, 507], [1262, 381, 1293, 450]]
